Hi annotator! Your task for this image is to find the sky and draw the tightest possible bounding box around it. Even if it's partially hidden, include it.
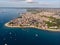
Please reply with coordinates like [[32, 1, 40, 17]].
[[0, 0, 60, 8]]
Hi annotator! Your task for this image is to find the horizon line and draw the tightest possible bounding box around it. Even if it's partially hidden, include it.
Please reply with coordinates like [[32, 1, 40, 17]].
[[0, 7, 60, 9]]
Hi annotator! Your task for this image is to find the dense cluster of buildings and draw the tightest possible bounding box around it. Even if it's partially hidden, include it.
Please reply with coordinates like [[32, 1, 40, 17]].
[[8, 9, 60, 29]]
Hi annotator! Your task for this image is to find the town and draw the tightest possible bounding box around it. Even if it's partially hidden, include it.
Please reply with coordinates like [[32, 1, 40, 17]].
[[5, 8, 60, 31]]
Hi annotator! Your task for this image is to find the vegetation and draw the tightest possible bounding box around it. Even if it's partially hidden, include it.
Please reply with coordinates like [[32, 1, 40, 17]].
[[55, 19, 60, 28], [45, 21, 56, 27], [27, 9, 40, 14], [45, 17, 60, 28], [48, 16, 56, 21], [18, 16, 22, 18], [9, 22, 14, 24], [19, 24, 23, 27]]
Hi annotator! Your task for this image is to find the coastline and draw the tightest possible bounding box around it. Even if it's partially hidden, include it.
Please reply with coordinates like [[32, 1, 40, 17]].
[[5, 22, 20, 28], [5, 22, 60, 32]]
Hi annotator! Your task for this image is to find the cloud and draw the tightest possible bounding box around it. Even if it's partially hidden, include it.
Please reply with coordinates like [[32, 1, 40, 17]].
[[0, 0, 32, 2], [0, 0, 59, 8], [26, 0, 33, 2], [0, 0, 24, 1], [13, 0, 25, 1], [0, 1, 59, 8]]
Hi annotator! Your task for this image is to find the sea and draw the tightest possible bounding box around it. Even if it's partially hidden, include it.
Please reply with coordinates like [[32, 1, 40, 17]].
[[0, 7, 60, 45]]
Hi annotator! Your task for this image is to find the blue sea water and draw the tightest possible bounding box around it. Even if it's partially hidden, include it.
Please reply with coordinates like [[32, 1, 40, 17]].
[[0, 8, 60, 45]]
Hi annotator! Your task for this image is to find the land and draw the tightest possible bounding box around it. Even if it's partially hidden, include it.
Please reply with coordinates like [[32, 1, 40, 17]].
[[5, 8, 60, 32]]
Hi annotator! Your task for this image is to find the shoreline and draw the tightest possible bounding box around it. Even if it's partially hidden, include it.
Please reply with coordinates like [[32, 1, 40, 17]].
[[5, 22, 60, 32]]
